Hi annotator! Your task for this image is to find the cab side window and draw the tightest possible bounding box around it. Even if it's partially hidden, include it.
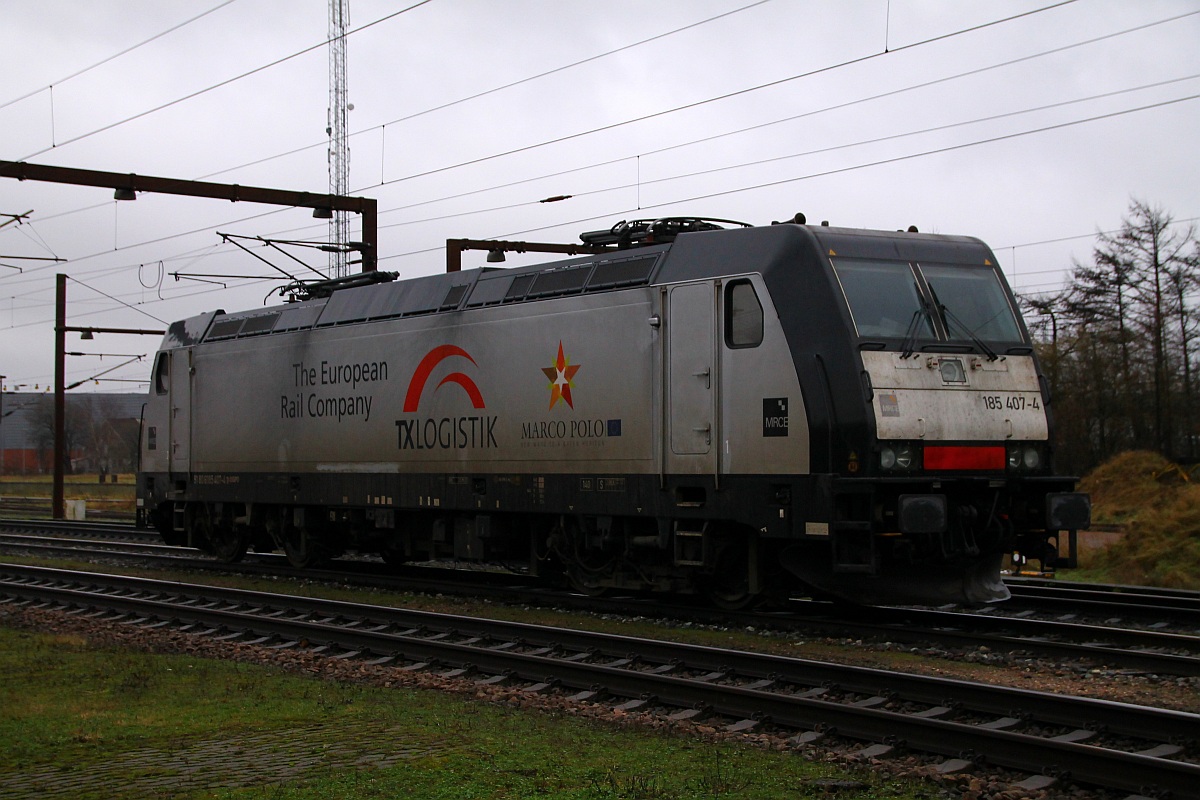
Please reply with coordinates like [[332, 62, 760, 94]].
[[154, 353, 169, 395], [725, 280, 763, 348]]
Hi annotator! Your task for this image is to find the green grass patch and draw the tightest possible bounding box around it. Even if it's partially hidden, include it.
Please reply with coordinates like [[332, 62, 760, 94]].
[[0, 624, 936, 799]]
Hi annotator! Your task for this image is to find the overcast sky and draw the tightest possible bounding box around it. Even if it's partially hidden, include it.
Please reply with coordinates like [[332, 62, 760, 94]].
[[1, 0, 1197, 392]]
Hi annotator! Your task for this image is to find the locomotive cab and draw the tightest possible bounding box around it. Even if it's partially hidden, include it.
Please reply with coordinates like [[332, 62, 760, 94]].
[[773, 226, 1089, 603]]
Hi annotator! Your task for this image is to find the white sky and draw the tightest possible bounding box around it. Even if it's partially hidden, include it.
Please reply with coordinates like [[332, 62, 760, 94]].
[[1, 0, 1198, 392]]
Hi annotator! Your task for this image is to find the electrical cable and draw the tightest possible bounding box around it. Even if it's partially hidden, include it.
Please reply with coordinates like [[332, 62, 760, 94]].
[[16, 0, 435, 161], [196, 0, 775, 180], [219, 10, 1200, 239], [6, 81, 1194, 320], [11, 4, 1178, 255], [67, 275, 168, 325], [367, 1, 1088, 190], [3, 4, 1194, 343], [6, 81, 1195, 304], [0, 0, 239, 111], [370, 76, 1200, 232]]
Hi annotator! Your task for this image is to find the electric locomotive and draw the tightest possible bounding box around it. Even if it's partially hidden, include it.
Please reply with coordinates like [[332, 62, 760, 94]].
[[136, 216, 1090, 605]]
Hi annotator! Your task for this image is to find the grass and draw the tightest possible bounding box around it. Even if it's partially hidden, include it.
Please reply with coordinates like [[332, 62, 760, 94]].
[[0, 473, 136, 519], [1077, 450, 1177, 527], [0, 624, 938, 800], [1071, 450, 1200, 589]]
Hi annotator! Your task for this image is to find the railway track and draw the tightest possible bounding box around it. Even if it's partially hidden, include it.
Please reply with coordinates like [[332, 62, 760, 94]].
[[9, 520, 1200, 618], [11, 519, 1198, 618], [1006, 576, 1200, 624], [4, 521, 1200, 679], [2, 563, 1197, 799], [0, 518, 157, 543]]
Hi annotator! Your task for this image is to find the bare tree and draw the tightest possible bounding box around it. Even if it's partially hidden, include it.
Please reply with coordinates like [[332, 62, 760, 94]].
[[1027, 201, 1200, 472], [29, 396, 88, 474]]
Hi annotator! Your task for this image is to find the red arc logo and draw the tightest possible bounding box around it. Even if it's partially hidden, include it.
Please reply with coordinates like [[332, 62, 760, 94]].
[[541, 341, 581, 410], [403, 345, 485, 412]]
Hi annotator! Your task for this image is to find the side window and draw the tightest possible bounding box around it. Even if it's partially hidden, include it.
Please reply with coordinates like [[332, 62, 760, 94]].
[[154, 353, 169, 396], [725, 280, 763, 348]]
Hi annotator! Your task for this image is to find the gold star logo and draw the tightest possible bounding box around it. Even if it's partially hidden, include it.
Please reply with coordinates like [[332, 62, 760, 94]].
[[541, 341, 581, 410]]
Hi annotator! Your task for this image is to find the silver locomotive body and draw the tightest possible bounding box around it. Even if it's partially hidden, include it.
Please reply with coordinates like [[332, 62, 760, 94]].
[[138, 221, 1089, 605]]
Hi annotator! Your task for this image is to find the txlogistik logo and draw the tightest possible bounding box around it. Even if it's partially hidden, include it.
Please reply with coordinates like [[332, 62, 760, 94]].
[[395, 345, 498, 451]]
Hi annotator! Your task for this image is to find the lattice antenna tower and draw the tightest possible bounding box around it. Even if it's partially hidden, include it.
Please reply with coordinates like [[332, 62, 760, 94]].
[[327, 0, 350, 277]]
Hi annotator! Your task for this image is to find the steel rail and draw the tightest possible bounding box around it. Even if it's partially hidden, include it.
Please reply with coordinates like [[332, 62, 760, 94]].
[[2, 564, 1198, 798], [0, 533, 200, 560], [0, 519, 156, 542], [5, 532, 1200, 678], [851, 604, 1200, 674], [1006, 581, 1200, 618], [12, 518, 1200, 614], [1008, 574, 1200, 599]]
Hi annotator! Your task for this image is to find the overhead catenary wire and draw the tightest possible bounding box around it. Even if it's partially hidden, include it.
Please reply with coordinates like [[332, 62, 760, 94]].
[[16, 0, 1088, 205], [4, 86, 1195, 326], [6, 66, 1195, 301], [8, 3, 1181, 267], [15, 0, 436, 161], [9, 7, 1185, 291], [212, 1, 1094, 189], [18, 0, 781, 230], [0, 0, 240, 112], [196, 0, 777, 181], [365, 1, 1092, 192], [67, 275, 168, 326], [498, 94, 1200, 239], [368, 77, 1200, 233], [996, 215, 1200, 255], [1, 2, 1193, 373]]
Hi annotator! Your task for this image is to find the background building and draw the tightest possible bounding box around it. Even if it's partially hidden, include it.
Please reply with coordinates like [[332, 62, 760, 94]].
[[0, 392, 145, 475]]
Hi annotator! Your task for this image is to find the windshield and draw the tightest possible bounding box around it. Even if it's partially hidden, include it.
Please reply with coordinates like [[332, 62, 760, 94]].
[[831, 259, 934, 338], [832, 257, 1025, 346], [921, 263, 1023, 343]]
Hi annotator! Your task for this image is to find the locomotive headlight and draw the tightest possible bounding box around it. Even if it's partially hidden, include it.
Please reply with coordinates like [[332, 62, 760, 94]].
[[939, 358, 967, 384], [880, 443, 916, 472], [1007, 444, 1043, 471]]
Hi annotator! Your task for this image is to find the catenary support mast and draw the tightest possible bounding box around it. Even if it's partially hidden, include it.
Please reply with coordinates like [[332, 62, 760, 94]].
[[327, 0, 351, 278]]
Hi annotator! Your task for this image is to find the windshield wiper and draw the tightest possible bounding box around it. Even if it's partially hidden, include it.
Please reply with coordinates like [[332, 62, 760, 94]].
[[899, 284, 934, 359], [899, 309, 923, 359], [928, 283, 998, 361]]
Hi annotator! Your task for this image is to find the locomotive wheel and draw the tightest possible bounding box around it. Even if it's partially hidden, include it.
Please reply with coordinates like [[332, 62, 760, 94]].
[[704, 538, 758, 611], [553, 518, 611, 596], [282, 526, 326, 569], [566, 567, 609, 597], [193, 504, 249, 563], [209, 524, 250, 563]]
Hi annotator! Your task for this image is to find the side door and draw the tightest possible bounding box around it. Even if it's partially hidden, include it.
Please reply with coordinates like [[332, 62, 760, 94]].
[[666, 282, 717, 473], [168, 348, 192, 475]]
